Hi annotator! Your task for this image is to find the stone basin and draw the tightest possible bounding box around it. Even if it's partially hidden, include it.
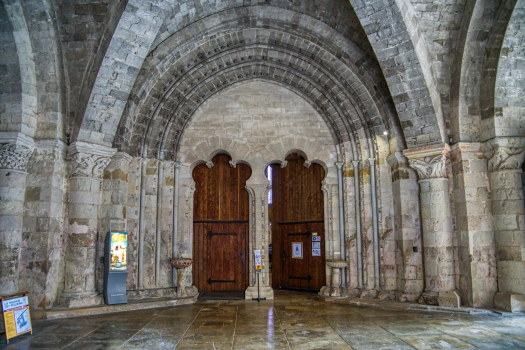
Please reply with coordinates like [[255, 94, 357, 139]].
[[326, 259, 348, 268], [170, 258, 192, 269]]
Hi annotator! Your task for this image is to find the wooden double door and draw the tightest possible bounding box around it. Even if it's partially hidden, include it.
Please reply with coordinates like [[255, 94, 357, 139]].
[[270, 153, 326, 291], [192, 154, 250, 292]]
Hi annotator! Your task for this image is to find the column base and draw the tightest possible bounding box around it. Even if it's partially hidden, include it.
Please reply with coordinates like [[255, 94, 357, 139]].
[[245, 286, 274, 300], [60, 292, 103, 308], [419, 290, 461, 308], [494, 292, 525, 312], [396, 292, 421, 302], [178, 286, 198, 298]]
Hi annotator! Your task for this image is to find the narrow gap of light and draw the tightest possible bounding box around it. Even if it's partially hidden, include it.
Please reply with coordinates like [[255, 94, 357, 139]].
[[267, 165, 272, 204]]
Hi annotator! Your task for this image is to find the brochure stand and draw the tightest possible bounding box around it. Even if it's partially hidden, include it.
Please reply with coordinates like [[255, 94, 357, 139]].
[[103, 232, 128, 305], [1, 292, 32, 344]]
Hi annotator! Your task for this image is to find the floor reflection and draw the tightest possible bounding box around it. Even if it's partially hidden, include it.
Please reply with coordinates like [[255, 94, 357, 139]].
[[2, 291, 525, 349]]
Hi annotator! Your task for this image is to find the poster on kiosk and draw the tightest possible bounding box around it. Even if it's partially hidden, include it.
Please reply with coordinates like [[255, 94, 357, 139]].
[[104, 232, 128, 305]]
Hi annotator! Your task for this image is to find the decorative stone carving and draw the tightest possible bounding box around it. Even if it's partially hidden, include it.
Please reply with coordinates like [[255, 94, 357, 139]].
[[487, 147, 525, 171], [67, 141, 117, 179], [0, 144, 33, 172], [206, 160, 213, 168], [69, 153, 112, 178], [408, 155, 447, 179], [280, 160, 288, 168], [229, 160, 236, 168], [170, 258, 192, 269]]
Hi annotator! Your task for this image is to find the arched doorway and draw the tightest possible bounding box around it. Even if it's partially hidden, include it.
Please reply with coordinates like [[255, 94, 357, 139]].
[[269, 153, 326, 291], [192, 154, 251, 294]]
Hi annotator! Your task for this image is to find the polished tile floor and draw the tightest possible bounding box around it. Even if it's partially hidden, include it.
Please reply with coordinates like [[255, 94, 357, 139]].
[[2, 291, 525, 349]]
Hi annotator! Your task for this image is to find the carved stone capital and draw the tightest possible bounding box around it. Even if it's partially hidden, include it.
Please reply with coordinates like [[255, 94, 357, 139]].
[[486, 147, 525, 171], [174, 161, 182, 169], [404, 143, 450, 180], [0, 144, 33, 172], [68, 141, 117, 179], [408, 155, 447, 180], [205, 160, 213, 168], [482, 137, 525, 172]]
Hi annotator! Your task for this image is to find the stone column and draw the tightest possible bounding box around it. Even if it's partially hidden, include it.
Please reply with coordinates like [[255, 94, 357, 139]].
[[0, 143, 33, 295], [452, 143, 497, 308], [96, 152, 133, 293], [23, 140, 68, 309], [61, 142, 116, 307], [483, 137, 525, 312], [245, 173, 274, 300], [404, 144, 460, 307], [386, 152, 423, 302]]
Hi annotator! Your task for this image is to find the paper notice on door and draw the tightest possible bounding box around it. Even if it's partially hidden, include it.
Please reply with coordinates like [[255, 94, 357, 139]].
[[312, 248, 321, 256], [292, 242, 303, 259]]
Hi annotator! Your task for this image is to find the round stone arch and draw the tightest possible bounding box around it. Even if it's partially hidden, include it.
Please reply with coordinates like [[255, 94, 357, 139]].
[[114, 6, 404, 160], [173, 80, 342, 297]]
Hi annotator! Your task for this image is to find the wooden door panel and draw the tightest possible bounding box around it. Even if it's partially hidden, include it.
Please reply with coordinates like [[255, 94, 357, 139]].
[[270, 153, 326, 291], [192, 154, 250, 293]]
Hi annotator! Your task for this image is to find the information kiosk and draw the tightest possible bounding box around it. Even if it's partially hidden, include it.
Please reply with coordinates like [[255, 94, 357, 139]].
[[103, 232, 128, 305]]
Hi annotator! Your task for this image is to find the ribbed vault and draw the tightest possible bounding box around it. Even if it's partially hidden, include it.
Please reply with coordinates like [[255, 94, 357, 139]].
[[115, 6, 404, 160]]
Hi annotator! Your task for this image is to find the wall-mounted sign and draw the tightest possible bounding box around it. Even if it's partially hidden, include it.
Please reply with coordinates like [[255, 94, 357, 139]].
[[254, 249, 262, 273], [312, 236, 321, 242], [292, 242, 303, 259], [110, 232, 127, 271], [1, 293, 32, 343]]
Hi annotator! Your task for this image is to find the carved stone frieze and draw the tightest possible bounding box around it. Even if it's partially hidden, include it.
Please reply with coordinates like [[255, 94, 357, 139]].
[[408, 155, 447, 180], [69, 153, 112, 178], [67, 141, 117, 179], [487, 147, 525, 171], [0, 144, 33, 172]]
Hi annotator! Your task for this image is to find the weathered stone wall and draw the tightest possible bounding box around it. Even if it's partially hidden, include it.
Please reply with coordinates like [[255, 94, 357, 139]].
[[492, 0, 525, 139], [0, 4, 22, 134]]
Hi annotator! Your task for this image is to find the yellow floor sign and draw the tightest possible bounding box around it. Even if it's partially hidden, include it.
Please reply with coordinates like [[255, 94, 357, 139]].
[[1, 293, 32, 344]]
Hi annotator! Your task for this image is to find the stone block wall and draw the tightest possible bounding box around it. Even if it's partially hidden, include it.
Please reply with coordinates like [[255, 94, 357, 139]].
[[22, 142, 68, 308]]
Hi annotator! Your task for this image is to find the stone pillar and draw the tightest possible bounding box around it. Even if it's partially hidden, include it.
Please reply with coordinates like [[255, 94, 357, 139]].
[[96, 152, 133, 293], [404, 144, 460, 307], [61, 142, 116, 307], [386, 152, 423, 302], [0, 143, 33, 295], [245, 174, 274, 300], [452, 143, 497, 308], [483, 137, 525, 312], [22, 140, 68, 309]]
